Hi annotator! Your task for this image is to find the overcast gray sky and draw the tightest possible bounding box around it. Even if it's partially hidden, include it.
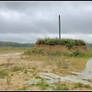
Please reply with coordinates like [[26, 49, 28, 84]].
[[0, 1, 92, 43]]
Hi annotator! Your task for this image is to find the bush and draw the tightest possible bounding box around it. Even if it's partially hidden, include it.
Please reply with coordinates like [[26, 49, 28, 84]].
[[84, 84, 91, 88], [73, 50, 80, 56], [66, 43, 73, 49], [73, 50, 84, 57], [74, 82, 83, 88], [36, 38, 86, 47]]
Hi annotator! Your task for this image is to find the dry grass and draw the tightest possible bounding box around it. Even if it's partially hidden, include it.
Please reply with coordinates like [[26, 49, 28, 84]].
[[0, 47, 91, 90], [0, 47, 32, 55]]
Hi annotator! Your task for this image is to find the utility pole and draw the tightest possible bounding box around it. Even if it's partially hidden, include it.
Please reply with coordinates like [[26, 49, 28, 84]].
[[59, 14, 61, 39]]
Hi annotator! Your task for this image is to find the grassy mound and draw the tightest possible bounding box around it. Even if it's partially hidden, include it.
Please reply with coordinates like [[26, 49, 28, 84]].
[[36, 38, 86, 49], [23, 48, 91, 58]]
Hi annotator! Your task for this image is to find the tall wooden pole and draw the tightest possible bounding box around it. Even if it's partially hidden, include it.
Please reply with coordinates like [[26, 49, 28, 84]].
[[59, 14, 61, 39]]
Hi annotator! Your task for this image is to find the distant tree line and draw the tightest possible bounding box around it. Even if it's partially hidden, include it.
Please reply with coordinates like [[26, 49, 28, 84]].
[[0, 41, 34, 47]]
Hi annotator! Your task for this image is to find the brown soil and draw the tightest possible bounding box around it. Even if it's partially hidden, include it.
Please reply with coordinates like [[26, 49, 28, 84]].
[[35, 44, 87, 53]]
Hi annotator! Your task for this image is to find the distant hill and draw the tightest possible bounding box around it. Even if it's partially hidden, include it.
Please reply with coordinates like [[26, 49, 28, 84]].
[[0, 41, 34, 47], [86, 43, 92, 47]]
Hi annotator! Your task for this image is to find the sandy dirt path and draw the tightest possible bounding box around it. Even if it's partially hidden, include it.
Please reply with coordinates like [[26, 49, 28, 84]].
[[0, 52, 22, 57], [0, 52, 23, 65]]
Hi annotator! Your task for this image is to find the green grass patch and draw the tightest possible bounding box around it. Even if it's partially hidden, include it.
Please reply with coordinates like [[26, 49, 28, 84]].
[[84, 84, 91, 88], [23, 48, 45, 55], [31, 79, 52, 90], [11, 66, 24, 72], [36, 80, 49, 90], [0, 63, 13, 67], [0, 69, 9, 78], [74, 82, 83, 88], [17, 86, 27, 90], [54, 82, 69, 90]]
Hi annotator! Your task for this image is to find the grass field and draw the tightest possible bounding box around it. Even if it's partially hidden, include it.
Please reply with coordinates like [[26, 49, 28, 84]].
[[0, 46, 92, 90], [0, 47, 33, 54]]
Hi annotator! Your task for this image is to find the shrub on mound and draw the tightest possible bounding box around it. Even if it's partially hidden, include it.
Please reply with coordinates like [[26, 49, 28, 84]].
[[36, 38, 86, 49]]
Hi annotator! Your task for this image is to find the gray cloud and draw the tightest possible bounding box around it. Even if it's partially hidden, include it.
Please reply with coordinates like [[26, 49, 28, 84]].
[[0, 1, 92, 43]]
